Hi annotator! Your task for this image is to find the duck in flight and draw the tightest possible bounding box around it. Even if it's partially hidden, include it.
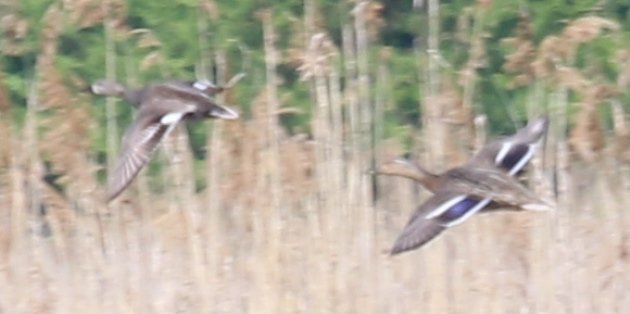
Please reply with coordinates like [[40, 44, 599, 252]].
[[90, 76, 243, 202], [90, 73, 245, 107], [374, 116, 552, 254]]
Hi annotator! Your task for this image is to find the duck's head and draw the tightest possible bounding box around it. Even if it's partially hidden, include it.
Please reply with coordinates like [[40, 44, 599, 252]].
[[90, 80, 126, 97]]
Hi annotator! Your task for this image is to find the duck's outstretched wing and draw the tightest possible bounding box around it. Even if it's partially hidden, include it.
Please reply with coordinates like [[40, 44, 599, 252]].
[[469, 116, 549, 174], [182, 73, 246, 97], [444, 166, 553, 211], [106, 99, 194, 202], [156, 83, 240, 120], [391, 192, 491, 255]]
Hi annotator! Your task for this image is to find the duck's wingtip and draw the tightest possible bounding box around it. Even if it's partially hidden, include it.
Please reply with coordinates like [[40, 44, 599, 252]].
[[389, 246, 406, 256], [226, 72, 246, 87], [528, 115, 550, 135], [106, 185, 123, 204]]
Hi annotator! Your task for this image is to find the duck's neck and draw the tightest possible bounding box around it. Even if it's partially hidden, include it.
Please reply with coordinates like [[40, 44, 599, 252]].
[[122, 89, 143, 107], [407, 161, 440, 192], [381, 159, 440, 192]]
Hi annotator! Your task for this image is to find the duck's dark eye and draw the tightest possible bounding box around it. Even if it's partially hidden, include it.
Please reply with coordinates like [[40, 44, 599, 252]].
[[497, 144, 530, 172], [436, 197, 480, 223]]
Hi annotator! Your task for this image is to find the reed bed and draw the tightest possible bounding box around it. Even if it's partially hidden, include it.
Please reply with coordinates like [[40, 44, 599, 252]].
[[1, 1, 629, 313]]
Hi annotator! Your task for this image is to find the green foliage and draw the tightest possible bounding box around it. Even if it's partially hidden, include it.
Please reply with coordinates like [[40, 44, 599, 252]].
[[2, 0, 630, 163]]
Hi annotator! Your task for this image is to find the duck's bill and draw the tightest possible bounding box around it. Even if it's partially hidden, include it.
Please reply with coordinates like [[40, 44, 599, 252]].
[[210, 105, 240, 120]]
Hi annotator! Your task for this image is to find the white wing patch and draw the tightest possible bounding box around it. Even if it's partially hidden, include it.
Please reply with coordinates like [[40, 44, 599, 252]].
[[160, 112, 186, 125], [508, 145, 534, 175], [193, 80, 216, 90], [495, 141, 513, 165]]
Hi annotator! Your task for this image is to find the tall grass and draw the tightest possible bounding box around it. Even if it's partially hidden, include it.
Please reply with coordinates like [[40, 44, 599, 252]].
[[1, 1, 629, 313]]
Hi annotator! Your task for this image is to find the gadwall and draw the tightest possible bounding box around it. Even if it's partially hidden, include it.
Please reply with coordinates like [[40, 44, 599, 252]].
[[91, 79, 241, 202], [375, 116, 551, 254]]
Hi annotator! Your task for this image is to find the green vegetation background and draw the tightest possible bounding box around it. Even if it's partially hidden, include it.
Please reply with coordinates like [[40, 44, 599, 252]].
[[2, 0, 629, 159]]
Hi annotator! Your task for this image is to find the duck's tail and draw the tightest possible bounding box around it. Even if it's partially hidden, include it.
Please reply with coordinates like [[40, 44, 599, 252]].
[[523, 198, 556, 211]]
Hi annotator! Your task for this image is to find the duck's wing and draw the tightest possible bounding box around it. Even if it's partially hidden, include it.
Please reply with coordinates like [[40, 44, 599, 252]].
[[468, 116, 549, 175], [444, 167, 552, 211], [184, 73, 245, 97], [106, 97, 195, 202], [390, 191, 491, 255], [155, 83, 240, 120]]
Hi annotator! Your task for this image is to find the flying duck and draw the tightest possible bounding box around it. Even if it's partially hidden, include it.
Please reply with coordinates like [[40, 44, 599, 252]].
[[374, 116, 552, 254], [90, 73, 246, 106], [90, 78, 241, 202]]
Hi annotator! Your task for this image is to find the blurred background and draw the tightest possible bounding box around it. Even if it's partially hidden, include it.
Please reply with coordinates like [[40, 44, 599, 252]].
[[1, 0, 629, 313]]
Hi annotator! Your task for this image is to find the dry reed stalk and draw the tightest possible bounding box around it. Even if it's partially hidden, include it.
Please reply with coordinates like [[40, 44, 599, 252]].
[[455, 4, 490, 150], [258, 9, 286, 312], [327, 67, 347, 314], [102, 1, 120, 188], [0, 73, 12, 275], [0, 3, 29, 56], [435, 80, 467, 165], [613, 51, 630, 169], [546, 86, 572, 310], [195, 0, 215, 81], [524, 84, 556, 313], [565, 81, 614, 163], [0, 71, 11, 207], [374, 48, 391, 158], [260, 9, 282, 212], [503, 11, 536, 88], [422, 0, 446, 168], [241, 87, 273, 311], [341, 23, 358, 153], [299, 32, 334, 211], [303, 30, 352, 312], [349, 2, 383, 309], [204, 50, 227, 311], [94, 4, 131, 310], [351, 1, 371, 155]]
